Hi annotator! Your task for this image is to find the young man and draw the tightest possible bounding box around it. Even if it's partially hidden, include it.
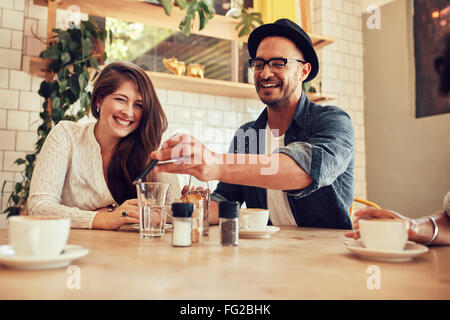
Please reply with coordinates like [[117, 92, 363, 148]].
[[153, 19, 354, 229]]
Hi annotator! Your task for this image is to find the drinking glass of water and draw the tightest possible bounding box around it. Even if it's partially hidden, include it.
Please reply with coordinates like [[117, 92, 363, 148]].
[[135, 182, 171, 238]]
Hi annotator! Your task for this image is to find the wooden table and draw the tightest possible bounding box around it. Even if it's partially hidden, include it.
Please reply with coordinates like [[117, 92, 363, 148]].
[[0, 226, 449, 300]]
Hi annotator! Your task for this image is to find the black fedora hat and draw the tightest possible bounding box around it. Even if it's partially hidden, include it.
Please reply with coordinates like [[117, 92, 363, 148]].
[[248, 18, 319, 82]]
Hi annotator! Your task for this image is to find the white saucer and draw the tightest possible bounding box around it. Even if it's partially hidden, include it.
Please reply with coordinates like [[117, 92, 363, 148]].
[[344, 240, 428, 262], [0, 244, 89, 270], [239, 226, 280, 238]]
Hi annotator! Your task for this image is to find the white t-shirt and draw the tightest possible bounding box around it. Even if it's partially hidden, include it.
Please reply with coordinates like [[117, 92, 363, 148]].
[[265, 123, 297, 226]]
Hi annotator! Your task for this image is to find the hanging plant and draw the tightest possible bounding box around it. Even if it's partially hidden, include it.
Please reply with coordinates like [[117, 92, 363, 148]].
[[149, 0, 262, 38], [3, 19, 107, 217], [228, 7, 263, 37], [150, 0, 215, 36]]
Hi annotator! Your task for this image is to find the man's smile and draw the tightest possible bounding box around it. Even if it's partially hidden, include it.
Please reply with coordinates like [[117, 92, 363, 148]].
[[258, 80, 281, 90]]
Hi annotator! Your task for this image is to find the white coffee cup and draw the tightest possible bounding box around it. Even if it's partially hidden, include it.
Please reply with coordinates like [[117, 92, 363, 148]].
[[239, 208, 269, 230], [358, 219, 409, 251], [8, 216, 71, 257]]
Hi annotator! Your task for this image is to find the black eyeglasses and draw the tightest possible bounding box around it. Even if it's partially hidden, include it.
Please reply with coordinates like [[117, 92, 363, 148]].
[[249, 57, 306, 73]]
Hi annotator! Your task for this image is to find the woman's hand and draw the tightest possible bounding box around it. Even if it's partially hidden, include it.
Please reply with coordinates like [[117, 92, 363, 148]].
[[344, 208, 415, 240], [92, 199, 140, 230]]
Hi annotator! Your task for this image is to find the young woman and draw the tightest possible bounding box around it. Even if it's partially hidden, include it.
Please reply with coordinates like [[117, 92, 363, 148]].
[[27, 61, 180, 230]]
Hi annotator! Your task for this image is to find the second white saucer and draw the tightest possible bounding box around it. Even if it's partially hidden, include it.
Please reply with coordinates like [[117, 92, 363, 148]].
[[344, 240, 428, 262], [239, 226, 280, 238]]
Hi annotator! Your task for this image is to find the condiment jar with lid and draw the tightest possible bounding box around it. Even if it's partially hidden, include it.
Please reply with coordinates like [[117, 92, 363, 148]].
[[219, 201, 239, 246], [171, 202, 194, 247]]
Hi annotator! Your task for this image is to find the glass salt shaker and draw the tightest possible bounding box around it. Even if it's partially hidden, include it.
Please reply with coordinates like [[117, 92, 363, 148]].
[[219, 201, 239, 246], [187, 175, 210, 237], [171, 202, 194, 247]]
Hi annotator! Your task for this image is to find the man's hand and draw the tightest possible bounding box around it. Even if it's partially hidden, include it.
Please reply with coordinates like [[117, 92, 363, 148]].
[[151, 134, 223, 182]]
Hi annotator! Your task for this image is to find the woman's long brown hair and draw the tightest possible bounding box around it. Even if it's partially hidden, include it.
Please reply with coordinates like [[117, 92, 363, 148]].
[[91, 61, 167, 204]]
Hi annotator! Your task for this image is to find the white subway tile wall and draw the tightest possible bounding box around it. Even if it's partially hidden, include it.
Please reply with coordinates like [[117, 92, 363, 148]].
[[0, 0, 369, 226], [314, 0, 367, 200], [1, 9, 24, 30]]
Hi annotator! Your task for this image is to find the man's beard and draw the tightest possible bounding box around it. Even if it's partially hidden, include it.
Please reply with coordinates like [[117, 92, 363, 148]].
[[257, 81, 292, 111]]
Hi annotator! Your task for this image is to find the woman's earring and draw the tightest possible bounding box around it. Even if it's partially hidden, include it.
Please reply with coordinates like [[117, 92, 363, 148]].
[[96, 105, 100, 114]]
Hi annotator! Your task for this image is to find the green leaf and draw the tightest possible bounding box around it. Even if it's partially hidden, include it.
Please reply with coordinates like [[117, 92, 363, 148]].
[[68, 40, 78, 53], [25, 154, 36, 165], [158, 0, 173, 16], [15, 183, 23, 194], [179, 16, 191, 36], [238, 26, 250, 38], [57, 30, 71, 50], [12, 195, 20, 204], [4, 206, 19, 217], [15, 158, 26, 165], [88, 56, 99, 69], [98, 28, 107, 42], [198, 9, 206, 30], [52, 107, 63, 123], [108, 29, 113, 45], [81, 38, 92, 58], [40, 44, 60, 60], [80, 92, 90, 110], [35, 137, 46, 151], [235, 8, 263, 37], [198, 1, 214, 19], [25, 165, 34, 180], [51, 96, 61, 110], [60, 52, 71, 65], [38, 81, 53, 98], [66, 89, 78, 105], [175, 0, 186, 10], [78, 72, 88, 92], [69, 74, 80, 97], [60, 79, 68, 92], [49, 59, 61, 72]]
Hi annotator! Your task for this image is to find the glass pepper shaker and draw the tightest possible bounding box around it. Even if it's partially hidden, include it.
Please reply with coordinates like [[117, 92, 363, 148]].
[[171, 202, 194, 247], [219, 201, 239, 246]]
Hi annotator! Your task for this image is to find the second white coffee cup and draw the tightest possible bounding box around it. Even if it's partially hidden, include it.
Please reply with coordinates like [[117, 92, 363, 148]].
[[358, 219, 409, 251], [239, 208, 269, 230]]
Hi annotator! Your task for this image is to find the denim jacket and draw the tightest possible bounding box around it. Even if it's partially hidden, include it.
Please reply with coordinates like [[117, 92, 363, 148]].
[[211, 92, 354, 229]]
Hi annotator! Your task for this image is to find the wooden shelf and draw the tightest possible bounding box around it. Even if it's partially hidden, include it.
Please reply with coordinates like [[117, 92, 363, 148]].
[[35, 0, 244, 42], [29, 56, 50, 78], [29, 57, 335, 102], [146, 71, 258, 99], [33, 0, 335, 48], [31, 0, 336, 102]]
